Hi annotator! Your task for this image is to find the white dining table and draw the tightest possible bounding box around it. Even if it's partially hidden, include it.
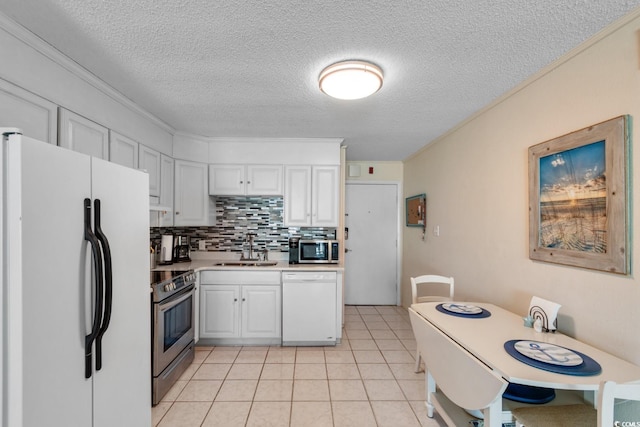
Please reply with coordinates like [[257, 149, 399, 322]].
[[410, 302, 640, 426]]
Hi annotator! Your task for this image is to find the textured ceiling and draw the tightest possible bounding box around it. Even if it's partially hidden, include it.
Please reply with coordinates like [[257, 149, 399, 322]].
[[1, 1, 639, 160]]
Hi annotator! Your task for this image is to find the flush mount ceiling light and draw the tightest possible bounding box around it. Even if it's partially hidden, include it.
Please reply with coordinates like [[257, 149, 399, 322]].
[[319, 60, 383, 100]]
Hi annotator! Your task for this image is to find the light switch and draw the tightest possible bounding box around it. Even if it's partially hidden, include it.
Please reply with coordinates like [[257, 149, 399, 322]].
[[198, 240, 206, 250], [433, 226, 440, 236]]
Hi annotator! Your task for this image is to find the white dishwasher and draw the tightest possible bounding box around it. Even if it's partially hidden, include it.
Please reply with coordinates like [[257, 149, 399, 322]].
[[282, 271, 337, 346]]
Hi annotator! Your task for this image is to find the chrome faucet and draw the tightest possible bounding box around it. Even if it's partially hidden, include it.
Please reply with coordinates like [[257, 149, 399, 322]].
[[241, 233, 258, 260]]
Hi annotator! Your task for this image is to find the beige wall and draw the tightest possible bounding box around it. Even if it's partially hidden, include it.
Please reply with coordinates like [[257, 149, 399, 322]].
[[403, 10, 640, 365], [346, 161, 403, 182]]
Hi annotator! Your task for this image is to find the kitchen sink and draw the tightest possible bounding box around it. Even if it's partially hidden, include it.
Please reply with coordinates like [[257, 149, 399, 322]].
[[213, 261, 279, 267]]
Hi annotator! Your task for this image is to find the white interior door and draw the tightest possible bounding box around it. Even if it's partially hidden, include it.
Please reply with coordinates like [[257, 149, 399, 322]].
[[345, 183, 399, 305]]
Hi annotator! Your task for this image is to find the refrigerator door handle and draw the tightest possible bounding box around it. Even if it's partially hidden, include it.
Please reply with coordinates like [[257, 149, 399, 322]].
[[94, 199, 113, 371], [84, 198, 104, 379]]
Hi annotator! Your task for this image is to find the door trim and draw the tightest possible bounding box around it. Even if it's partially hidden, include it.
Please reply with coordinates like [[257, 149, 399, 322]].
[[345, 180, 403, 306]]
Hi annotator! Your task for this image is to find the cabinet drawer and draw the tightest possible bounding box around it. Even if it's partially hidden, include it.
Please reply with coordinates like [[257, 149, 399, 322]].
[[200, 270, 281, 285]]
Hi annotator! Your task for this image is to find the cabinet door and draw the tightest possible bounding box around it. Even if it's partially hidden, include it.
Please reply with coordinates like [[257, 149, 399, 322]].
[[174, 160, 209, 226], [0, 79, 57, 144], [139, 145, 161, 197], [200, 285, 240, 338], [284, 166, 312, 226], [208, 164, 245, 195], [59, 108, 109, 159], [109, 130, 138, 169], [246, 165, 283, 195], [159, 155, 174, 226], [312, 166, 340, 226], [241, 285, 282, 338]]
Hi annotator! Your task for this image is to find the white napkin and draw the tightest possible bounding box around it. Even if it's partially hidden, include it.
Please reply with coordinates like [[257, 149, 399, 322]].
[[528, 296, 561, 332]]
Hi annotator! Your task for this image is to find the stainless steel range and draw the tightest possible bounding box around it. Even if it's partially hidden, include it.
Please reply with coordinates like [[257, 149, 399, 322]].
[[150, 270, 196, 406]]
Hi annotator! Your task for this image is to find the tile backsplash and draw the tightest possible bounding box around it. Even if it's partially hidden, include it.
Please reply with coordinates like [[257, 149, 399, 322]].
[[150, 196, 336, 253]]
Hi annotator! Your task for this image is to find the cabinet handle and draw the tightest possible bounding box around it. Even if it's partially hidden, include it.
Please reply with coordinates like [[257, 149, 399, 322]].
[[234, 298, 238, 302], [240, 181, 243, 184], [176, 211, 180, 215], [247, 181, 251, 184], [242, 298, 246, 302]]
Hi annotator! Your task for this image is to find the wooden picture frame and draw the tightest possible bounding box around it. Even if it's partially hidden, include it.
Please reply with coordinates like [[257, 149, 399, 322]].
[[406, 194, 426, 227], [528, 116, 631, 274]]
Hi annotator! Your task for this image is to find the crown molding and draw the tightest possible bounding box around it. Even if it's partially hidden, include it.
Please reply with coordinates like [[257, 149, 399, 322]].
[[174, 131, 344, 145], [0, 11, 174, 134]]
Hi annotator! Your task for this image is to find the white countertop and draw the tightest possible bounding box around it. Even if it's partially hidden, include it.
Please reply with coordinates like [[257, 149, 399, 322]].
[[152, 251, 344, 272]]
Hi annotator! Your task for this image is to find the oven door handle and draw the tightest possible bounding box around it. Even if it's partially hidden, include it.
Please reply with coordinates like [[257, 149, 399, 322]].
[[158, 285, 195, 312], [93, 199, 112, 372], [84, 198, 104, 379]]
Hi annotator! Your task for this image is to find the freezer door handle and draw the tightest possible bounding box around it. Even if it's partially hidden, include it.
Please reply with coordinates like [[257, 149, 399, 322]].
[[84, 198, 104, 379], [94, 199, 113, 372]]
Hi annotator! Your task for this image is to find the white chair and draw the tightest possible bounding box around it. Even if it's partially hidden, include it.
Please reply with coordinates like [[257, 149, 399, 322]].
[[410, 275, 454, 372], [511, 380, 640, 427]]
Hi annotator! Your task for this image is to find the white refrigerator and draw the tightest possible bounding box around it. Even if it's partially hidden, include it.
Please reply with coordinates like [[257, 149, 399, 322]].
[[1, 130, 151, 427]]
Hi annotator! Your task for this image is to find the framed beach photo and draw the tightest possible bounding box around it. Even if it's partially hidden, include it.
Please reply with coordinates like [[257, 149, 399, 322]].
[[528, 116, 630, 274]]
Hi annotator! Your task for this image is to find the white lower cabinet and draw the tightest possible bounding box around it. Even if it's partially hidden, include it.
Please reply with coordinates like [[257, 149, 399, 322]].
[[199, 270, 281, 345]]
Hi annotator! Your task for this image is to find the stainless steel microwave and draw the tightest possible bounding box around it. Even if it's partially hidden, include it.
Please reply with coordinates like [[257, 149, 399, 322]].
[[298, 240, 339, 264]]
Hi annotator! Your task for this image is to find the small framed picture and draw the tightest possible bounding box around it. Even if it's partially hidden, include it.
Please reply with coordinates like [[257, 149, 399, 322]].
[[406, 194, 426, 227]]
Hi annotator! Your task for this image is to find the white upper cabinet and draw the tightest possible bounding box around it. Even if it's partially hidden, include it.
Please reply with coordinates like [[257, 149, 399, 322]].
[[109, 131, 139, 169], [312, 166, 340, 227], [174, 160, 209, 226], [0, 79, 57, 144], [247, 165, 283, 195], [209, 164, 245, 195], [284, 166, 312, 226], [139, 145, 161, 197], [284, 165, 339, 227], [59, 108, 109, 159], [159, 154, 174, 226], [209, 164, 282, 195]]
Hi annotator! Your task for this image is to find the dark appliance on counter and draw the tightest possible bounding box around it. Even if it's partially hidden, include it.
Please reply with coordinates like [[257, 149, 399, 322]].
[[298, 239, 340, 264], [150, 269, 196, 405], [288, 236, 300, 264], [173, 235, 191, 262]]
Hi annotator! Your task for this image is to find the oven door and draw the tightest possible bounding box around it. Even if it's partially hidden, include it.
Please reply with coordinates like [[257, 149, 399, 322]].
[[153, 286, 195, 376]]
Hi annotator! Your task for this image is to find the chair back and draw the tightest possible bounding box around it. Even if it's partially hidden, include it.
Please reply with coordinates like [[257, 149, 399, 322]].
[[598, 380, 640, 427], [410, 275, 454, 305]]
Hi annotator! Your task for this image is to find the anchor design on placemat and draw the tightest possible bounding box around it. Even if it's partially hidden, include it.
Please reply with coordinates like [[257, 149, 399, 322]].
[[528, 342, 569, 363]]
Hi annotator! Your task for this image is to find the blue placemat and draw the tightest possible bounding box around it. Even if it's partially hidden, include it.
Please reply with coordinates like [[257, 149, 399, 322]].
[[504, 339, 601, 376], [436, 303, 491, 318]]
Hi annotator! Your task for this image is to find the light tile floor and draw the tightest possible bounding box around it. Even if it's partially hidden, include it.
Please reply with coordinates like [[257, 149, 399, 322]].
[[152, 305, 447, 427]]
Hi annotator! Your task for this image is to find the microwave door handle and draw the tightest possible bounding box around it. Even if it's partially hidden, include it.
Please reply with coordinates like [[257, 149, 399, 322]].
[[84, 198, 104, 379], [93, 199, 113, 372]]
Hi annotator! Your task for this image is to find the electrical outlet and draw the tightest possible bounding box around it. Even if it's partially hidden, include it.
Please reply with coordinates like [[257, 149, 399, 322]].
[[198, 240, 206, 250], [433, 226, 440, 236]]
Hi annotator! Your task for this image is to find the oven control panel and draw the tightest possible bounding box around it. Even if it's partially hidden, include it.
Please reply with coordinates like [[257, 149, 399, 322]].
[[151, 270, 196, 303]]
